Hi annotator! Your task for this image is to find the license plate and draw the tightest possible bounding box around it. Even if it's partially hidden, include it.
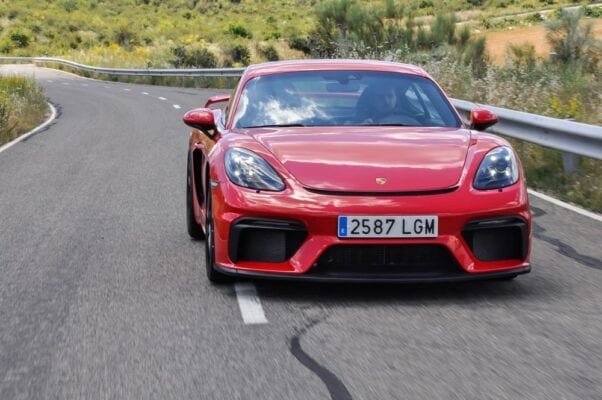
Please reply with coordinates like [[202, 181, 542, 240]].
[[338, 215, 438, 238]]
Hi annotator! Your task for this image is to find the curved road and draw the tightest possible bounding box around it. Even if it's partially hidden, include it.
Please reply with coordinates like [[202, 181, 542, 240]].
[[0, 65, 600, 400]]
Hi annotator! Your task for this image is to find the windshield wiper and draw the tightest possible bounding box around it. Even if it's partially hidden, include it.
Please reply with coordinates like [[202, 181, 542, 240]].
[[363, 123, 408, 126], [243, 123, 305, 128]]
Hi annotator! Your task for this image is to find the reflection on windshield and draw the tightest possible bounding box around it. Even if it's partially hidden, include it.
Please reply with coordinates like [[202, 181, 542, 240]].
[[232, 71, 461, 129], [234, 90, 327, 128]]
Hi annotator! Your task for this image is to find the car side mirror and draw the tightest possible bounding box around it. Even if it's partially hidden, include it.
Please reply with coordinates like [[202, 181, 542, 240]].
[[183, 108, 219, 139], [470, 108, 499, 131]]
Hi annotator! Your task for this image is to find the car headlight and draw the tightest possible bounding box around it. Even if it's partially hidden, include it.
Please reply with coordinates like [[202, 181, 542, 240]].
[[225, 148, 285, 191], [473, 146, 520, 190]]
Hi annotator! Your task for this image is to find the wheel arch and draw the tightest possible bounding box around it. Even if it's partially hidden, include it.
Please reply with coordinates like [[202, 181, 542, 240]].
[[191, 148, 206, 207]]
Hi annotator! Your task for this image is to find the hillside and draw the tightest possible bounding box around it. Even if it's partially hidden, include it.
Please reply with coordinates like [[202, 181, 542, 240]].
[[0, 0, 590, 67]]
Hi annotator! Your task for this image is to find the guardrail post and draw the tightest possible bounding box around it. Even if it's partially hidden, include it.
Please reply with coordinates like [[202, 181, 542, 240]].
[[562, 152, 578, 174], [561, 119, 578, 173]]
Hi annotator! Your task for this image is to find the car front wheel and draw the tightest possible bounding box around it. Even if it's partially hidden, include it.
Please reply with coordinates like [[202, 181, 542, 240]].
[[205, 190, 232, 284], [187, 155, 205, 240]]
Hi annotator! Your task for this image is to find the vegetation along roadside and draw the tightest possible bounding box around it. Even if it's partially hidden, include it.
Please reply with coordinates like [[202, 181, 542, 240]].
[[0, 74, 48, 146]]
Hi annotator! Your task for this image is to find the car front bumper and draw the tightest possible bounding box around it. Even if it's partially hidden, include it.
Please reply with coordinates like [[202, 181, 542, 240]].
[[210, 178, 531, 280]]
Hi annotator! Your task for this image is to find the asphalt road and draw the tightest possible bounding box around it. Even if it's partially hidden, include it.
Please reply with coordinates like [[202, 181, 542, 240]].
[[0, 65, 600, 400]]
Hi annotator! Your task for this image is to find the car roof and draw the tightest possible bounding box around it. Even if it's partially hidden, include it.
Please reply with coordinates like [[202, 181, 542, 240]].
[[242, 59, 430, 80]]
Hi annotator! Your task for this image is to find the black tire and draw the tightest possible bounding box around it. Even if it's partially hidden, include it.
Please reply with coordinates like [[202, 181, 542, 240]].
[[187, 155, 205, 240], [205, 190, 233, 284]]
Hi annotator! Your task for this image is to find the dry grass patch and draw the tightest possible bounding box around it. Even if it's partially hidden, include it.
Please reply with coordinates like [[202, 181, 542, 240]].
[[0, 74, 48, 145]]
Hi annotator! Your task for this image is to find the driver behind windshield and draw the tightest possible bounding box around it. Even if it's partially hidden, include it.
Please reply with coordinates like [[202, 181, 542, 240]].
[[362, 86, 398, 124]]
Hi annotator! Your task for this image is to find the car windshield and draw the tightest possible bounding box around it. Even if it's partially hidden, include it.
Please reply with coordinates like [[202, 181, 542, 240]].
[[232, 70, 462, 129]]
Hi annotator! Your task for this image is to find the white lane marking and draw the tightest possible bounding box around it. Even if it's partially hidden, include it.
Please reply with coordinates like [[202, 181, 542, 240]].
[[234, 283, 268, 325], [158, 96, 167, 101], [123, 88, 131, 91], [0, 102, 57, 155], [173, 104, 181, 109], [46, 80, 53, 83], [104, 85, 110, 89], [62, 82, 69, 85], [142, 92, 149, 95], [82, 83, 89, 87], [528, 189, 602, 222]]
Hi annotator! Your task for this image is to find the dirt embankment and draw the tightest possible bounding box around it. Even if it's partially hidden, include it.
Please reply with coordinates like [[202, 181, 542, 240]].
[[485, 19, 602, 64]]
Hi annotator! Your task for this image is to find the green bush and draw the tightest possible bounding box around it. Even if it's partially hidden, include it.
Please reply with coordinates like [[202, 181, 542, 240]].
[[8, 29, 31, 48], [463, 36, 488, 77], [113, 23, 138, 48], [313, 0, 386, 57], [0, 38, 13, 54], [429, 14, 456, 46], [170, 45, 218, 68], [258, 44, 279, 61], [61, 0, 79, 12], [507, 43, 537, 70], [227, 24, 253, 39], [289, 37, 311, 54], [582, 5, 602, 18], [526, 12, 544, 23], [546, 8, 600, 71], [224, 43, 250, 66]]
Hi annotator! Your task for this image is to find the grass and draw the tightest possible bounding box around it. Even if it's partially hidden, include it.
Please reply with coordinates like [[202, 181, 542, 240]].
[[0, 74, 48, 146], [511, 140, 601, 213]]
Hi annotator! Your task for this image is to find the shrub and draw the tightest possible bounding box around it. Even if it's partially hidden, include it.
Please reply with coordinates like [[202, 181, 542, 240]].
[[463, 36, 488, 77], [258, 44, 279, 61], [113, 23, 138, 48], [313, 0, 385, 57], [546, 8, 601, 71], [526, 12, 544, 23], [224, 43, 250, 66], [227, 24, 253, 39], [288, 37, 311, 54], [429, 14, 456, 46], [170, 45, 217, 68], [582, 5, 602, 18], [384, 0, 398, 18], [0, 38, 13, 54], [9, 29, 31, 48], [457, 25, 471, 49], [61, 0, 79, 12]]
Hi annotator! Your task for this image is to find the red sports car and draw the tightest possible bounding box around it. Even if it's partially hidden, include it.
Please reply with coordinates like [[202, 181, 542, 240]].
[[183, 60, 531, 283]]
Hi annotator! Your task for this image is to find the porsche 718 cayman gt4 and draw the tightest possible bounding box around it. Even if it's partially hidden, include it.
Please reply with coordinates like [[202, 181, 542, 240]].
[[183, 60, 531, 283]]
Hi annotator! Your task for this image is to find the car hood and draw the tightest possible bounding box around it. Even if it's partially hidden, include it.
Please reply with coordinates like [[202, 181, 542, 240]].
[[247, 126, 471, 193]]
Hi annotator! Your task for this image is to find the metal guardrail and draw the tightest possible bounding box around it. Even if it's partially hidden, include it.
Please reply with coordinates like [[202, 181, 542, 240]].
[[0, 56, 245, 77], [452, 99, 602, 161], [2, 56, 601, 162]]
